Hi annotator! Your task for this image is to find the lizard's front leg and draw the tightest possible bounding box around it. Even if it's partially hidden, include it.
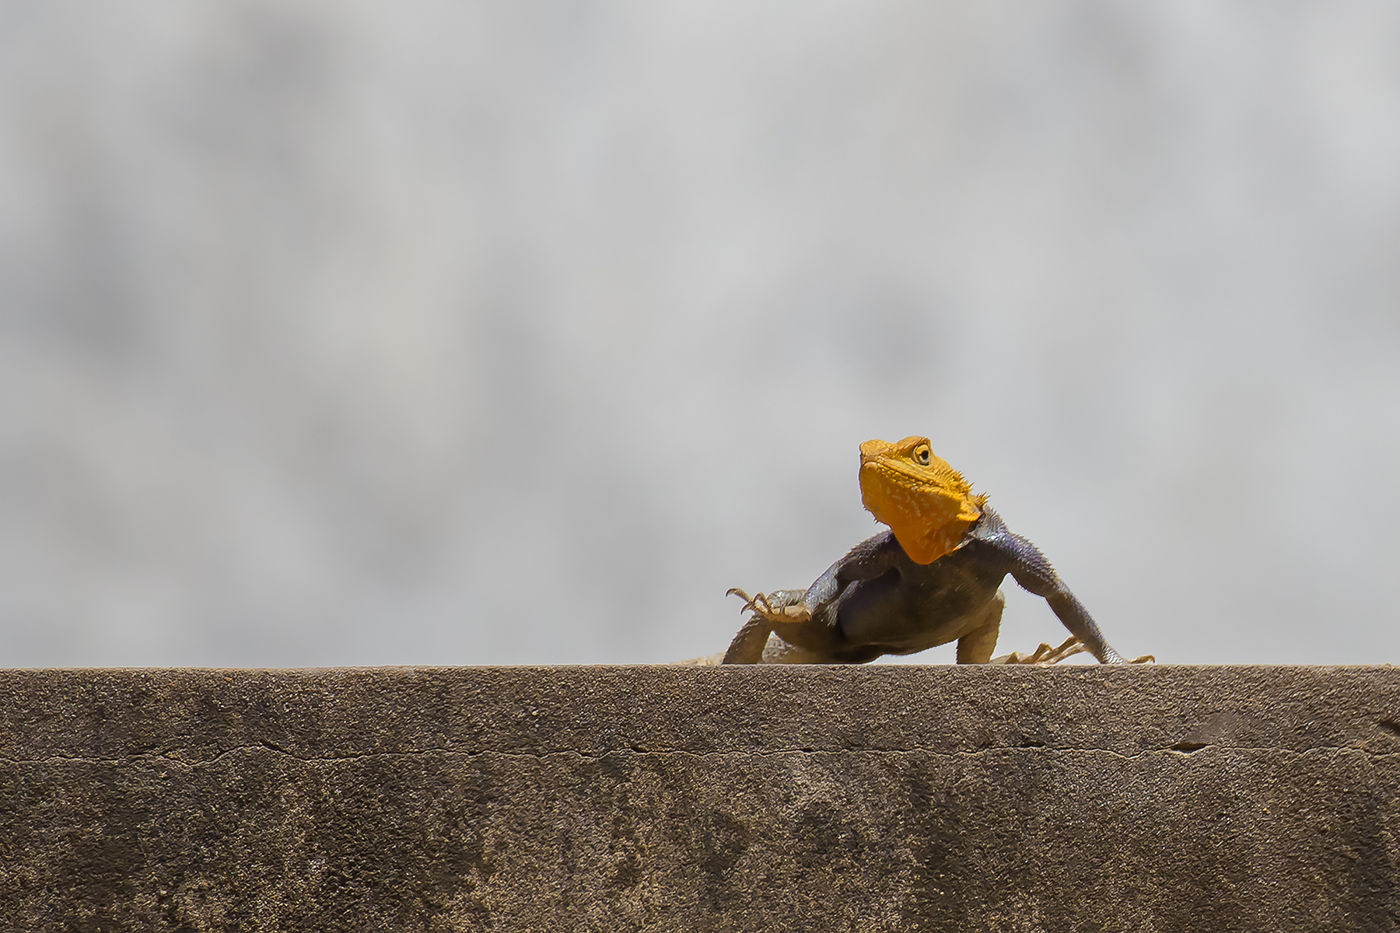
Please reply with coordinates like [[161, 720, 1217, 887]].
[[723, 588, 812, 663], [992, 636, 1090, 665], [722, 532, 905, 665], [725, 587, 812, 623], [997, 532, 1154, 664]]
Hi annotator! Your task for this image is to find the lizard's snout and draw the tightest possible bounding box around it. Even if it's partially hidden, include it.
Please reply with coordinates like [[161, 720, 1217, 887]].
[[859, 439, 889, 464]]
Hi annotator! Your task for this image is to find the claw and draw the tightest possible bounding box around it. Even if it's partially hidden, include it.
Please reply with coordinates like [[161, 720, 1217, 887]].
[[726, 586, 811, 624], [995, 636, 1087, 665], [726, 586, 774, 616], [726, 587, 776, 616], [1126, 654, 1155, 664]]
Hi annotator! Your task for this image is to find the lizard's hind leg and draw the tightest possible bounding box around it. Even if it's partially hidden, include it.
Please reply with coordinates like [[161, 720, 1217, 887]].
[[955, 595, 1090, 665], [954, 593, 1005, 664]]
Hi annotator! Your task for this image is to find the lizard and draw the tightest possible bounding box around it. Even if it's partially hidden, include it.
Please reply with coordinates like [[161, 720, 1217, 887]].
[[722, 436, 1151, 665]]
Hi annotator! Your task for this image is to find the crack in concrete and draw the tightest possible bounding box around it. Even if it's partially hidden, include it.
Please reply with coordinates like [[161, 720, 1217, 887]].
[[2, 743, 1397, 768], [1358, 750, 1400, 875]]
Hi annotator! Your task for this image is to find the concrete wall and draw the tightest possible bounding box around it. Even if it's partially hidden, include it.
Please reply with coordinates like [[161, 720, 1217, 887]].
[[3, 665, 1398, 931]]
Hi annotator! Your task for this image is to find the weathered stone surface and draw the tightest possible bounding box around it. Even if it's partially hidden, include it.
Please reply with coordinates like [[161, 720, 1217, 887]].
[[1, 665, 1398, 931]]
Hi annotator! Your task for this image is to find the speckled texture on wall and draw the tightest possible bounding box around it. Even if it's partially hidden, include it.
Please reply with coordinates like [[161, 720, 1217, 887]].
[[3, 664, 1398, 931]]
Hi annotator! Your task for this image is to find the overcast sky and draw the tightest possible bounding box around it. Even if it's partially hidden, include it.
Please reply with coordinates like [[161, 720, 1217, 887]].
[[4, 3, 1400, 666]]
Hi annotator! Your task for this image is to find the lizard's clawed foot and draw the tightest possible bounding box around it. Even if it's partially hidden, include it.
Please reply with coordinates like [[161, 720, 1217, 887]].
[[992, 636, 1088, 665], [1125, 654, 1155, 664], [726, 587, 812, 624]]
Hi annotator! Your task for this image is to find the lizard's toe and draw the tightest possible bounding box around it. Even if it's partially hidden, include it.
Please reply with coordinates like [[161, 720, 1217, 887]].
[[727, 587, 812, 624], [726, 588, 760, 613], [994, 637, 1087, 665], [753, 595, 810, 624], [1040, 636, 1088, 664]]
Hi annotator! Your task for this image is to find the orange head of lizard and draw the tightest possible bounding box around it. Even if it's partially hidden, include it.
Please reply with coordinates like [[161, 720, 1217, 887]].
[[858, 436, 987, 565]]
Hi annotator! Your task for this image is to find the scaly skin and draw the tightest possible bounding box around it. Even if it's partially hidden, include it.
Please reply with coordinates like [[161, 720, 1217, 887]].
[[723, 436, 1151, 665]]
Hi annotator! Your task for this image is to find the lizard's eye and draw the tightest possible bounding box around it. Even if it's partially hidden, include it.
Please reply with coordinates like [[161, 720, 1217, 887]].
[[914, 445, 931, 465]]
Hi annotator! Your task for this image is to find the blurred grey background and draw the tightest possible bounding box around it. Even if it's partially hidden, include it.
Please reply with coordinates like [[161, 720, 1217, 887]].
[[3, 2, 1398, 667]]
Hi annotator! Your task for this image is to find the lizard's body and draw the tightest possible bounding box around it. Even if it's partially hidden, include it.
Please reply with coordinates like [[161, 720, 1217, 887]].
[[724, 436, 1147, 665]]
